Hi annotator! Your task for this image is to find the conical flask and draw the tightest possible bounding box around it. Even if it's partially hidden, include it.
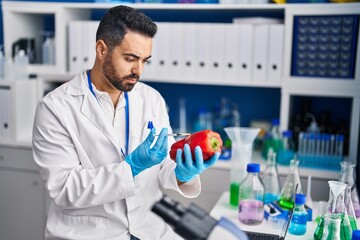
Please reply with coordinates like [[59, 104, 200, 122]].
[[344, 186, 358, 230], [339, 161, 360, 218], [314, 181, 352, 240], [224, 127, 260, 207], [260, 148, 280, 204], [278, 159, 302, 209]]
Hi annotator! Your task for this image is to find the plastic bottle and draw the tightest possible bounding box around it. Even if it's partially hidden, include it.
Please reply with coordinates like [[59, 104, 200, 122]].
[[261, 148, 280, 204], [278, 159, 302, 209], [289, 193, 308, 235], [14, 49, 29, 80], [262, 118, 282, 159], [193, 108, 208, 132], [42, 32, 55, 65], [277, 130, 295, 165], [238, 163, 264, 225]]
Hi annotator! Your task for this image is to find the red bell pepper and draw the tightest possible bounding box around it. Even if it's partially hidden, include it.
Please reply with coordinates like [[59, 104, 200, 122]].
[[169, 130, 223, 161]]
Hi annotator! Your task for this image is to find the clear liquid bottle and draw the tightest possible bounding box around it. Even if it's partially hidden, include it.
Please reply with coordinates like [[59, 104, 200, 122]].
[[238, 163, 264, 225], [262, 118, 282, 159], [261, 148, 280, 204], [339, 161, 360, 218], [314, 181, 352, 240], [278, 159, 302, 209], [289, 193, 307, 235]]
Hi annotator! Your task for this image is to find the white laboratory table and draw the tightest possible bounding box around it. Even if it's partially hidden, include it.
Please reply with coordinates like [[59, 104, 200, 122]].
[[209, 192, 359, 240]]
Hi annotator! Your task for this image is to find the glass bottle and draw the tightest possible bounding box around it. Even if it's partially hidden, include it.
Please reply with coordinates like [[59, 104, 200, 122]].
[[278, 159, 302, 209], [344, 186, 358, 230], [289, 193, 308, 235], [314, 181, 352, 240], [238, 163, 264, 225], [339, 161, 360, 218], [260, 148, 280, 204], [262, 118, 282, 159]]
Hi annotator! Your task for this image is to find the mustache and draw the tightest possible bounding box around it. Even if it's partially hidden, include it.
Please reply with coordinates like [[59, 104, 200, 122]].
[[124, 74, 139, 81]]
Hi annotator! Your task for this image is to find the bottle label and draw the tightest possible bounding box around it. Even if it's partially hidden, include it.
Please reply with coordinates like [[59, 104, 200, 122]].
[[291, 212, 307, 224]]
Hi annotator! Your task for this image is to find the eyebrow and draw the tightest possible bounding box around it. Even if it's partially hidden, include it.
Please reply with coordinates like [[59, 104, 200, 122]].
[[123, 53, 152, 60]]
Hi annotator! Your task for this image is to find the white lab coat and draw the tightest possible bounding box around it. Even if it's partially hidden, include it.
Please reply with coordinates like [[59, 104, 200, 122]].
[[32, 71, 201, 240]]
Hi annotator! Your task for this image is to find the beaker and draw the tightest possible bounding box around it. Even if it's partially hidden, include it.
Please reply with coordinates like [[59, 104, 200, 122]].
[[278, 159, 302, 209], [224, 127, 260, 207], [314, 181, 352, 240], [339, 161, 360, 218], [321, 214, 342, 240]]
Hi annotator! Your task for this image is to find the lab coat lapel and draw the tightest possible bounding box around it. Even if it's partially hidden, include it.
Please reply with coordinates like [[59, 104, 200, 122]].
[[81, 93, 119, 150], [67, 71, 119, 150]]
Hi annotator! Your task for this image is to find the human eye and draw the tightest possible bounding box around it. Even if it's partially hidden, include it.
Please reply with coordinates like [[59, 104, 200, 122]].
[[124, 56, 136, 62]]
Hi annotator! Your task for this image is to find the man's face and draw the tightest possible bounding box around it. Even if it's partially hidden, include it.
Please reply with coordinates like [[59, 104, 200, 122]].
[[102, 31, 152, 92]]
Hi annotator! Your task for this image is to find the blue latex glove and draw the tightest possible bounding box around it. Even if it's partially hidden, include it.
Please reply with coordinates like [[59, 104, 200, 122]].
[[125, 128, 168, 176], [175, 144, 220, 182]]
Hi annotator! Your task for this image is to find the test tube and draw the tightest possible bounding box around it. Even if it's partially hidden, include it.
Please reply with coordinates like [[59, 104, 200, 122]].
[[316, 133, 321, 155], [320, 133, 326, 156], [324, 134, 330, 156], [298, 132, 304, 156], [308, 133, 316, 155], [335, 134, 344, 157], [330, 134, 335, 156]]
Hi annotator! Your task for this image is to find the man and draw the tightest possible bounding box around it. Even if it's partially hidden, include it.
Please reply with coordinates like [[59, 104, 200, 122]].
[[32, 5, 219, 240]]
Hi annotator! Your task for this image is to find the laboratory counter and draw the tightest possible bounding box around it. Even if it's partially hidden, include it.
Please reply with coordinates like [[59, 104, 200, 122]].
[[210, 192, 360, 240]]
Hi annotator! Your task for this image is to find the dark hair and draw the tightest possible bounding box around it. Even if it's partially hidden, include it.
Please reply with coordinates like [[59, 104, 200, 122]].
[[96, 5, 157, 51]]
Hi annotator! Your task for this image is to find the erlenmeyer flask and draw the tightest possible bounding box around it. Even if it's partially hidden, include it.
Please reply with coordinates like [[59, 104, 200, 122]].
[[314, 181, 352, 240], [344, 186, 358, 230], [260, 148, 280, 204], [339, 161, 360, 218], [224, 127, 260, 207], [278, 159, 302, 209], [321, 214, 342, 240]]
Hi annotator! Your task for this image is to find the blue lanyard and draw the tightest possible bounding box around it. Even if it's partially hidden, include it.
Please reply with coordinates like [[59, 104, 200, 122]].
[[87, 72, 129, 156]]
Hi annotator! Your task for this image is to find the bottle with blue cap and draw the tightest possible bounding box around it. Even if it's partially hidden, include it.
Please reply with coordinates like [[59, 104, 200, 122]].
[[289, 193, 308, 235], [353, 230, 360, 240], [238, 163, 265, 225]]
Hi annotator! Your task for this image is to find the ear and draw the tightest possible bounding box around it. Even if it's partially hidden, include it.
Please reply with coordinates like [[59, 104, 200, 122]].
[[95, 40, 108, 60]]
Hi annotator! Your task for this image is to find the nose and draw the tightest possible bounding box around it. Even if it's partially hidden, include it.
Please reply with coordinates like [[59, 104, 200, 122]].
[[132, 61, 143, 76]]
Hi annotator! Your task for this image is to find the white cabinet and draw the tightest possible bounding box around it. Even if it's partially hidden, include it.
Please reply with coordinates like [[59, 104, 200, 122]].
[[0, 80, 37, 144], [0, 146, 46, 240]]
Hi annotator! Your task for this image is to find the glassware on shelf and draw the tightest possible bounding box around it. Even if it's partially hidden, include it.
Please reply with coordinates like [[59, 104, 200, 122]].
[[338, 161, 360, 218], [260, 148, 280, 204], [224, 127, 260, 207], [238, 163, 264, 225], [314, 181, 352, 240], [278, 159, 302, 209], [261, 118, 282, 159]]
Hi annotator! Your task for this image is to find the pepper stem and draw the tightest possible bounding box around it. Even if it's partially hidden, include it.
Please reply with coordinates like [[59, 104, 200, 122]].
[[210, 137, 219, 150]]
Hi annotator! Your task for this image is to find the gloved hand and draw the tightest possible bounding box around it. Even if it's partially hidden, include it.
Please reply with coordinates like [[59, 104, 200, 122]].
[[175, 144, 220, 182], [126, 128, 168, 176]]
